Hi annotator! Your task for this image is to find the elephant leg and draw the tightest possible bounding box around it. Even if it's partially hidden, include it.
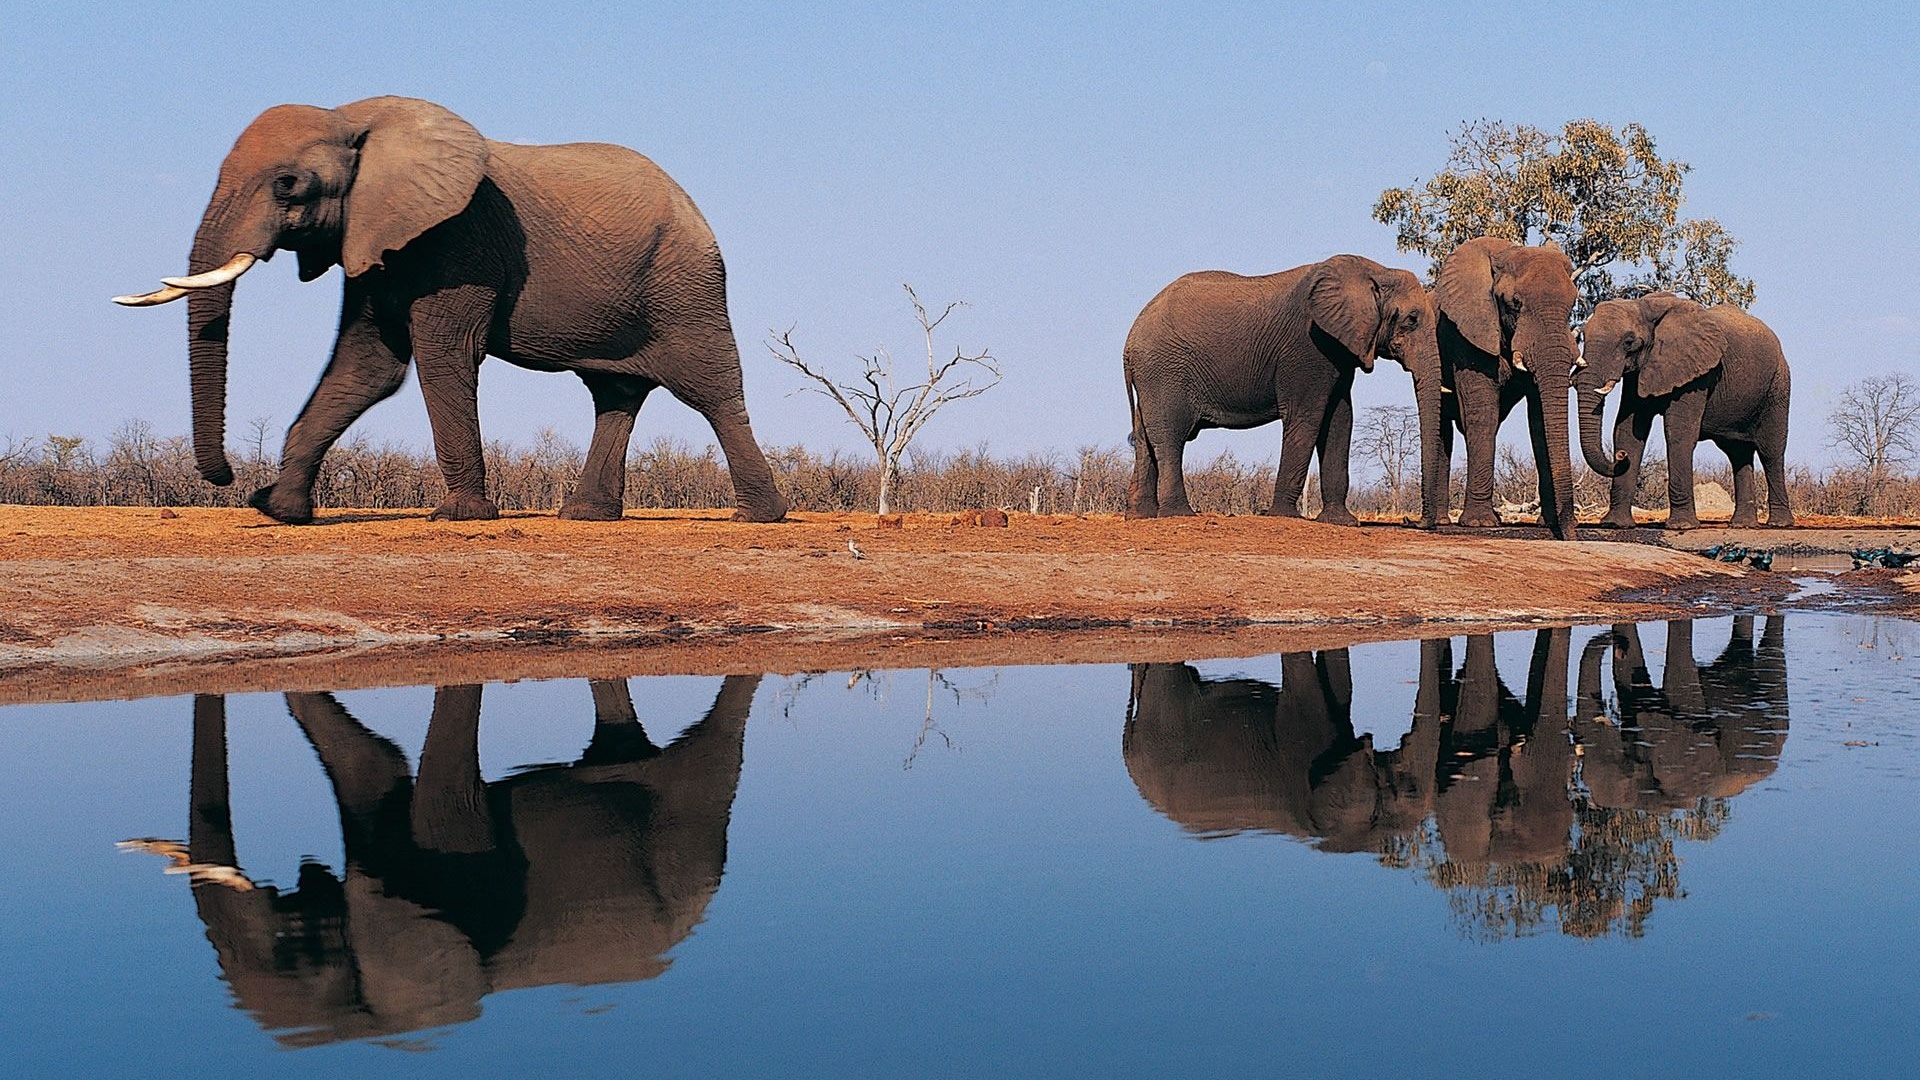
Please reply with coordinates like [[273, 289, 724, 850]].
[[560, 373, 656, 521], [254, 288, 411, 524], [1663, 394, 1707, 531], [413, 288, 500, 521], [1453, 369, 1501, 527], [1722, 441, 1759, 527], [1602, 406, 1653, 528], [1127, 432, 1160, 519], [1139, 405, 1195, 516], [1267, 416, 1321, 517], [412, 685, 495, 854], [1758, 426, 1795, 527], [641, 326, 788, 522], [1314, 388, 1358, 526]]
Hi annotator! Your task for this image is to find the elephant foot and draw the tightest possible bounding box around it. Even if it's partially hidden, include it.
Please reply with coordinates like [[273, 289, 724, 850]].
[[1729, 514, 1759, 528], [1124, 506, 1156, 520], [247, 485, 313, 525], [429, 493, 500, 522], [1664, 515, 1701, 532], [1458, 508, 1502, 528], [730, 496, 789, 523], [1262, 503, 1302, 519], [1316, 506, 1359, 527], [1762, 512, 1796, 528], [558, 498, 625, 522], [1596, 513, 1636, 530]]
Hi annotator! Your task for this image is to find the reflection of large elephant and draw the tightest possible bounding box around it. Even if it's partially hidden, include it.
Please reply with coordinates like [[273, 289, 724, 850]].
[[1434, 238, 1582, 539], [173, 676, 756, 1046], [1123, 255, 1446, 525], [1575, 293, 1794, 529], [1576, 617, 1788, 808], [115, 96, 788, 525]]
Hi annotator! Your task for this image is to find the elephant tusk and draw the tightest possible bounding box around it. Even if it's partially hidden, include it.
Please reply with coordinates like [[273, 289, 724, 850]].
[[112, 284, 193, 307], [161, 252, 257, 290], [1511, 352, 1528, 372], [1598, 379, 1617, 396], [1440, 385, 1453, 395], [1571, 355, 1588, 371]]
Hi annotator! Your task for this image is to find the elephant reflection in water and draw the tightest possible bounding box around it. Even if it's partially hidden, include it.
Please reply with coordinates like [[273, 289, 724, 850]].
[[1124, 618, 1788, 938], [155, 676, 756, 1047]]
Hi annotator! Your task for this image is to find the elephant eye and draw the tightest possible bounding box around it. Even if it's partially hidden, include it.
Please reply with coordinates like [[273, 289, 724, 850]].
[[271, 173, 299, 199]]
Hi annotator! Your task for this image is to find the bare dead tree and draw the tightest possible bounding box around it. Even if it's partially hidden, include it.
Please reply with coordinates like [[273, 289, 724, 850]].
[[1829, 373, 1920, 515], [770, 284, 1001, 514], [1357, 404, 1421, 515]]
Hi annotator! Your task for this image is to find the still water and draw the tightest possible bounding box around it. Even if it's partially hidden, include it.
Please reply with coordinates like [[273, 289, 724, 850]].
[[2, 614, 1915, 1077]]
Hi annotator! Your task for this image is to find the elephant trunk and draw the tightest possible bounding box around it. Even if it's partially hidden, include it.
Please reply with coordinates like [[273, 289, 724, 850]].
[[183, 195, 268, 487], [1540, 368, 1577, 540], [1411, 369, 1446, 528], [1578, 386, 1627, 477]]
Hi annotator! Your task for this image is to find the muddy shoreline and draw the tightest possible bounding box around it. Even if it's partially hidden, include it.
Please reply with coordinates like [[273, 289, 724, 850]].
[[3, 506, 1913, 705]]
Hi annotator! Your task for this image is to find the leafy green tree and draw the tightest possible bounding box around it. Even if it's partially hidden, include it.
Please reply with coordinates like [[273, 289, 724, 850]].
[[1374, 119, 1755, 322]]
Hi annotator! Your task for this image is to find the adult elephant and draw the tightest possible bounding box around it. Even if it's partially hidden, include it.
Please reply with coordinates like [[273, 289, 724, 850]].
[[114, 96, 788, 524], [1434, 237, 1583, 539], [136, 675, 757, 1046], [1124, 254, 1446, 525], [1575, 293, 1794, 529]]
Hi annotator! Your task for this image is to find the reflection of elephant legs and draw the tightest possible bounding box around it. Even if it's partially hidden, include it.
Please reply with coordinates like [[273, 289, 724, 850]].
[[580, 677, 664, 765], [413, 686, 494, 853], [561, 374, 656, 521]]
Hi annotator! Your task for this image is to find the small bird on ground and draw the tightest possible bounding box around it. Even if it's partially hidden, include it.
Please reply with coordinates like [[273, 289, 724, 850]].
[[1748, 550, 1774, 571], [1717, 545, 1748, 563], [1702, 544, 1727, 559], [848, 539, 867, 560]]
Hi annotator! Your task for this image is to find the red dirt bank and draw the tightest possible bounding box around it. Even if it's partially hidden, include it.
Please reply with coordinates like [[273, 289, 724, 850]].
[[0, 506, 1774, 704]]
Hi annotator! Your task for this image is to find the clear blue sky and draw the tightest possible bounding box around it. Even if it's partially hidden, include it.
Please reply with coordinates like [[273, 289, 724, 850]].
[[3, 1, 1915, 469]]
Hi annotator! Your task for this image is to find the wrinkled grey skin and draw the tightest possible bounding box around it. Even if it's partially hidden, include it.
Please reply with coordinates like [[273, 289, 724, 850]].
[[122, 96, 787, 524], [1124, 254, 1446, 525], [178, 676, 756, 1047], [1433, 237, 1583, 539], [1575, 617, 1788, 808], [1576, 293, 1793, 529]]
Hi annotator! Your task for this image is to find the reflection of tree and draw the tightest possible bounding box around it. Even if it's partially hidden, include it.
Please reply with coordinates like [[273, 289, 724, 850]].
[[782, 668, 997, 769], [1125, 618, 1789, 941]]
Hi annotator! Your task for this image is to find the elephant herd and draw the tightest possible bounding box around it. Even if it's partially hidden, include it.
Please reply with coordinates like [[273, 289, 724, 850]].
[[1126, 239, 1795, 536], [136, 618, 1785, 1043], [115, 96, 1793, 535]]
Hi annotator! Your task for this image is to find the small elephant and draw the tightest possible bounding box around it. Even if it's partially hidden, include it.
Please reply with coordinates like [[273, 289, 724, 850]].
[[1575, 293, 1793, 529], [156, 676, 756, 1046], [1434, 237, 1583, 539], [116, 96, 788, 525], [1123, 255, 1446, 524]]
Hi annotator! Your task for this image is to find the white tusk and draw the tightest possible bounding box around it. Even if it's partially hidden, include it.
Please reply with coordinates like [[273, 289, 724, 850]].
[[1440, 385, 1454, 395], [112, 285, 193, 307], [1572, 355, 1588, 371], [161, 252, 257, 290], [1598, 379, 1617, 396], [1511, 352, 1528, 372]]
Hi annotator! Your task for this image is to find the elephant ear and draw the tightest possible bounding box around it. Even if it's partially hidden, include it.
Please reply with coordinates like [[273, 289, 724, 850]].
[[1640, 299, 1725, 396], [1307, 255, 1383, 362], [1435, 237, 1508, 356], [335, 96, 489, 277]]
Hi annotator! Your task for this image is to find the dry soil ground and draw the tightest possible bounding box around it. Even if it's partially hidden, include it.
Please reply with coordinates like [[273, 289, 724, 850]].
[[2, 505, 1914, 704]]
